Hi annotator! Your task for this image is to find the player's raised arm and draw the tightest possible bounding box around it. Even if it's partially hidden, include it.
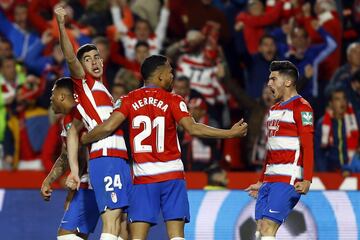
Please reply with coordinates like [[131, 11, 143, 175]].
[[179, 116, 248, 139], [66, 118, 83, 190], [81, 111, 126, 145], [54, 6, 85, 79]]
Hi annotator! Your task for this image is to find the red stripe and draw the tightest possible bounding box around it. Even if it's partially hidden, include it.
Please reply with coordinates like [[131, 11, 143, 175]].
[[90, 149, 128, 160], [266, 151, 297, 164], [190, 82, 213, 88], [263, 175, 302, 184], [77, 92, 103, 124], [134, 171, 184, 184]]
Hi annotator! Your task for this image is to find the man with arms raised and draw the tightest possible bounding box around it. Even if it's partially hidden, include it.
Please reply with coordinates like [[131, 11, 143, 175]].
[[54, 7, 132, 240], [81, 55, 248, 240], [246, 61, 314, 240]]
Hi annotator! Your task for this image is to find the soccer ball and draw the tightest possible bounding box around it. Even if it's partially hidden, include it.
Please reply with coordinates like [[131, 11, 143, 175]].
[[235, 200, 317, 240]]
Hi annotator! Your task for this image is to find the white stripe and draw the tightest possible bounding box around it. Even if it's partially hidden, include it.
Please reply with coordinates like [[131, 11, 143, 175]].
[[133, 159, 184, 177], [77, 104, 97, 130], [195, 191, 230, 240], [267, 137, 299, 150], [265, 163, 303, 180], [323, 192, 358, 239], [290, 149, 301, 185], [91, 135, 127, 152], [0, 189, 5, 211], [190, 84, 215, 95], [267, 110, 295, 123]]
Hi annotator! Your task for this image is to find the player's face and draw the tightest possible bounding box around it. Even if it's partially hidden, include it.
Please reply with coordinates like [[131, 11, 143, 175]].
[[330, 91, 347, 116], [267, 71, 286, 101], [81, 50, 103, 79], [160, 62, 174, 92], [50, 87, 64, 114]]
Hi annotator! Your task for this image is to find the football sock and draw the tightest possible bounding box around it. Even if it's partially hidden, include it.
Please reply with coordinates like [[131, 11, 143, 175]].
[[100, 233, 118, 240]]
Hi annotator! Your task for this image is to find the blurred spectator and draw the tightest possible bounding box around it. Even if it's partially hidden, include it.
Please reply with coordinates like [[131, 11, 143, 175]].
[[342, 70, 360, 127], [168, 0, 230, 43], [0, 3, 40, 60], [130, 0, 161, 30], [112, 68, 140, 94], [235, 0, 283, 54], [328, 42, 360, 88], [302, 0, 342, 82], [24, 30, 65, 76], [182, 97, 221, 170], [111, 0, 169, 60], [242, 34, 278, 99], [203, 164, 229, 190], [0, 38, 13, 58], [315, 86, 359, 175], [4, 75, 49, 170], [281, 24, 336, 103]]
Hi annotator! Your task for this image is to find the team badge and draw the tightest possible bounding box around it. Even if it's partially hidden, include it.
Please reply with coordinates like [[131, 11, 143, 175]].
[[179, 101, 188, 113], [111, 192, 118, 203], [301, 112, 313, 126], [114, 99, 122, 109]]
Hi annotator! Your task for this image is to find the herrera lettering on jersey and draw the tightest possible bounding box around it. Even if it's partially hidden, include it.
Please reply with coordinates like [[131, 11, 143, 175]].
[[132, 97, 169, 112]]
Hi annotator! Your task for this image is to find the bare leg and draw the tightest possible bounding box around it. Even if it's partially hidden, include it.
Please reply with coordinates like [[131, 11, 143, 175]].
[[166, 220, 185, 239], [259, 218, 280, 237], [130, 222, 151, 240]]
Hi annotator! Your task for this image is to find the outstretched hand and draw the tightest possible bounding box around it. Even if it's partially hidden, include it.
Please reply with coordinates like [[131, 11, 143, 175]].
[[231, 119, 248, 137]]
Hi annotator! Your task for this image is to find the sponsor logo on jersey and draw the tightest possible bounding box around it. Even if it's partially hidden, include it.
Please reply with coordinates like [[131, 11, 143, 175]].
[[301, 112, 313, 126]]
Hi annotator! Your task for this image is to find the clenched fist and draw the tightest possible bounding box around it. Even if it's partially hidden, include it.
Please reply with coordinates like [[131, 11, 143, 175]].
[[54, 6, 67, 25], [230, 118, 248, 137]]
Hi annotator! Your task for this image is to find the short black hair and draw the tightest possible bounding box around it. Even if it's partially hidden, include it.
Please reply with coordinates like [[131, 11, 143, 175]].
[[259, 34, 275, 45], [135, 40, 150, 50], [205, 164, 225, 186], [269, 60, 299, 83], [54, 77, 74, 94], [325, 82, 346, 101], [141, 55, 168, 81], [351, 70, 360, 83], [76, 44, 98, 61]]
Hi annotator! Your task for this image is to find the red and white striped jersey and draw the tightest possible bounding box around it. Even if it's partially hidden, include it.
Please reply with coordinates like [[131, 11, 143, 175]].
[[72, 74, 128, 160], [176, 54, 226, 105], [260, 95, 314, 185], [61, 107, 90, 188], [115, 87, 190, 184]]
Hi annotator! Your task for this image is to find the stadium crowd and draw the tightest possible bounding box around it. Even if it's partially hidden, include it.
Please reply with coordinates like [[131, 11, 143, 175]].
[[0, 0, 360, 176]]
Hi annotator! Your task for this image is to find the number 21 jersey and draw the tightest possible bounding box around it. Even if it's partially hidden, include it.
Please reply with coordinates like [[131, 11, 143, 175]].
[[115, 87, 190, 184]]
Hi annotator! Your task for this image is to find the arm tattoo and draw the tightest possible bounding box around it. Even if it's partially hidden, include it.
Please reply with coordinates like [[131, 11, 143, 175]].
[[44, 146, 69, 184]]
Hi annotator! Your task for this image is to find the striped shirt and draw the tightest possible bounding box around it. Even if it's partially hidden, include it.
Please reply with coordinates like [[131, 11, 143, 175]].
[[72, 74, 128, 160], [260, 95, 314, 185]]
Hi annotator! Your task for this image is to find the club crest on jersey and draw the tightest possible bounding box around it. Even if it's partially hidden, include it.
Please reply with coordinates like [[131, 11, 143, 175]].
[[114, 99, 122, 109], [111, 192, 118, 203], [301, 112, 313, 126], [179, 101, 188, 113]]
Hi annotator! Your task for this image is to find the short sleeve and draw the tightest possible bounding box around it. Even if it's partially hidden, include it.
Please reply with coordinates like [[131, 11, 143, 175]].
[[170, 94, 191, 123], [114, 94, 131, 118]]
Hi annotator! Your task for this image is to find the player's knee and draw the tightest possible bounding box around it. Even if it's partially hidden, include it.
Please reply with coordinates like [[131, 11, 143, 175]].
[[259, 219, 278, 236], [57, 234, 85, 240]]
